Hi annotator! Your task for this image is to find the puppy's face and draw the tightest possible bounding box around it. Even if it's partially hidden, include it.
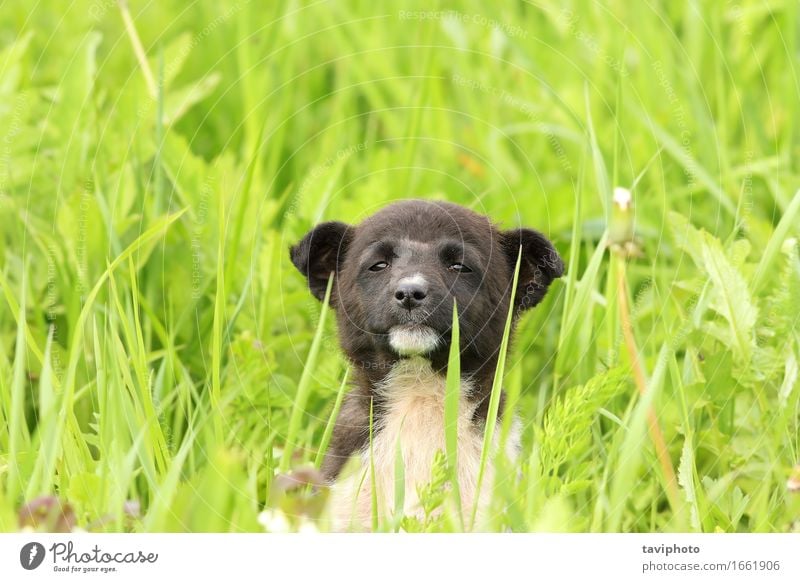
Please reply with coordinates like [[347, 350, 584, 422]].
[[290, 200, 563, 376]]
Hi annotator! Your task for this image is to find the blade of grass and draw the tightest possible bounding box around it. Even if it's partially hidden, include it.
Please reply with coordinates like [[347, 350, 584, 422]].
[[128, 257, 169, 474], [279, 273, 334, 472], [607, 344, 670, 532], [314, 369, 350, 468], [470, 247, 522, 530], [555, 230, 609, 382], [24, 328, 57, 499], [117, 0, 157, 97], [105, 264, 161, 487], [585, 83, 611, 220], [559, 152, 586, 368], [7, 275, 30, 502], [615, 255, 680, 514], [210, 190, 227, 443], [226, 119, 266, 288], [51, 211, 187, 491], [669, 353, 706, 532], [444, 300, 463, 527], [752, 189, 800, 294], [142, 422, 199, 531]]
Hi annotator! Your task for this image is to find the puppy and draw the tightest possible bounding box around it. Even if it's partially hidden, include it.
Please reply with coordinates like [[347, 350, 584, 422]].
[[290, 200, 563, 530]]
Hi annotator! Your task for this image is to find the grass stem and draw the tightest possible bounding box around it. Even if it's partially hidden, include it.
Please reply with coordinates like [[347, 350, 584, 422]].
[[615, 256, 680, 513]]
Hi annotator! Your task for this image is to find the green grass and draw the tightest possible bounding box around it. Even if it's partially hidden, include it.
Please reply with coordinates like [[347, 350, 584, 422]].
[[1, 0, 799, 532]]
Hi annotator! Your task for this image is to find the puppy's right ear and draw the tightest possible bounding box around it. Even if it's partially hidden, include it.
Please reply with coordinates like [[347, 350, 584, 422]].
[[290, 221, 352, 302]]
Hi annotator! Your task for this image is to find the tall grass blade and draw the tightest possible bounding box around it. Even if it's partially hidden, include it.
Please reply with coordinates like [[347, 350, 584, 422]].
[[470, 247, 522, 529], [279, 273, 334, 472], [314, 369, 350, 468], [444, 300, 463, 525], [7, 277, 30, 502]]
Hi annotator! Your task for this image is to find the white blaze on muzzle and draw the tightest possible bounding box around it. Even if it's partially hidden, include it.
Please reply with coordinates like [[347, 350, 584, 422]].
[[388, 324, 440, 355]]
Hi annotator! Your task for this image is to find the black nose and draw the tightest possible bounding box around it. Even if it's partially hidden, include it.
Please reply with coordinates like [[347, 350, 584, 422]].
[[394, 280, 428, 310]]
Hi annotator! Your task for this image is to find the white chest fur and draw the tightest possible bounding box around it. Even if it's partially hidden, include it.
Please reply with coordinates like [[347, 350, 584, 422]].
[[327, 358, 519, 531]]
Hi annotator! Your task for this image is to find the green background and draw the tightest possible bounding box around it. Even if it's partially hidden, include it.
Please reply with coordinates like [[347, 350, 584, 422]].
[[0, 0, 798, 532]]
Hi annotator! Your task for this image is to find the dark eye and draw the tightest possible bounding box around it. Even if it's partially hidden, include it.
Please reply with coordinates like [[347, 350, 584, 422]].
[[448, 263, 472, 273], [369, 261, 389, 272]]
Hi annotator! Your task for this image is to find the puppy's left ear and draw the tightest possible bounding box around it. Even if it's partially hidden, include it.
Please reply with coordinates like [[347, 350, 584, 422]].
[[501, 228, 564, 311], [290, 221, 352, 302]]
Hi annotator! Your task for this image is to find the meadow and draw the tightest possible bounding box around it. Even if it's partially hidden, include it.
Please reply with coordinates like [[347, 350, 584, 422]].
[[0, 0, 798, 532]]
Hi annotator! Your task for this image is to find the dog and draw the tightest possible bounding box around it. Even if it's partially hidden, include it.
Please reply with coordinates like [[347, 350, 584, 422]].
[[290, 200, 563, 530]]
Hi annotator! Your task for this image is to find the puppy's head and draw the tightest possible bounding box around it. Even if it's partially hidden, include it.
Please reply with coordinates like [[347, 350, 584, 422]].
[[290, 200, 563, 376]]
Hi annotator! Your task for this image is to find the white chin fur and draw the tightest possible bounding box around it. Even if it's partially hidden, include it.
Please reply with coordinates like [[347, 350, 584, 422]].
[[388, 325, 439, 355]]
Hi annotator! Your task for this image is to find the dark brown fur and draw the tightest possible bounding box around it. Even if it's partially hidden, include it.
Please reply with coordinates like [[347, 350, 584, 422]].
[[290, 200, 563, 480]]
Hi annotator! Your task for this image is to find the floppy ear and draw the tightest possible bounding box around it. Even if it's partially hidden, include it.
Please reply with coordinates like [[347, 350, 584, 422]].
[[501, 228, 564, 312], [290, 221, 352, 302]]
